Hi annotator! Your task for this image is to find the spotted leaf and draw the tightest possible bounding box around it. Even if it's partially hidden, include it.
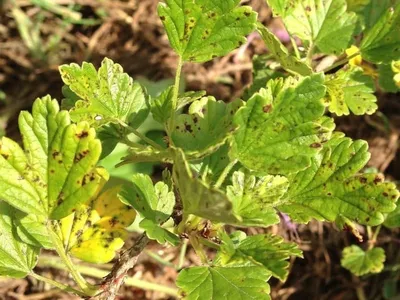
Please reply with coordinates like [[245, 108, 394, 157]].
[[0, 96, 105, 220], [59, 184, 136, 264], [279, 133, 399, 225], [158, 0, 257, 62], [341, 246, 385, 276]]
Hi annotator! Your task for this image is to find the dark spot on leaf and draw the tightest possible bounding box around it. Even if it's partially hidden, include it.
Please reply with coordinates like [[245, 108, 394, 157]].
[[373, 175, 383, 184], [383, 192, 389, 197], [76, 131, 89, 139], [185, 124, 193, 133], [1, 153, 9, 160], [263, 104, 272, 113], [310, 143, 322, 148], [359, 177, 367, 184], [244, 11, 251, 17], [160, 16, 165, 21]]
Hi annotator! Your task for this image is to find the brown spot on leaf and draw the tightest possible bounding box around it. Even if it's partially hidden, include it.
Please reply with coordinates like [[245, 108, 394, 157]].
[[76, 131, 89, 139], [359, 177, 367, 184], [263, 104, 272, 113], [310, 143, 322, 148]]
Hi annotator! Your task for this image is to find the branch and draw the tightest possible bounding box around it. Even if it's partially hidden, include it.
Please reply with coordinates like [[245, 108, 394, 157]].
[[91, 233, 150, 300]]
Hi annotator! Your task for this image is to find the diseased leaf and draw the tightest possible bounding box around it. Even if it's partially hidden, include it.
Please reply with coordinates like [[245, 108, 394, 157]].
[[173, 148, 238, 223], [232, 74, 334, 176], [120, 174, 179, 245], [0, 96, 105, 220], [158, 0, 257, 62], [172, 97, 242, 157], [360, 3, 400, 63], [227, 171, 288, 227], [268, 0, 357, 54], [257, 23, 312, 76], [0, 202, 39, 278], [279, 133, 399, 225], [341, 245, 385, 276], [324, 66, 377, 116], [59, 185, 136, 264], [60, 58, 149, 127], [177, 265, 271, 300], [217, 232, 302, 281]]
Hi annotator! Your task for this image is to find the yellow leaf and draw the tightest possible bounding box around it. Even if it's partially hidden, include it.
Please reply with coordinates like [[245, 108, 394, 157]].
[[59, 183, 136, 264], [346, 45, 362, 66]]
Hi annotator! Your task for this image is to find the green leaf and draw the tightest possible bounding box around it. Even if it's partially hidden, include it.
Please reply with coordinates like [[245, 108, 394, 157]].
[[173, 148, 238, 223], [360, 0, 400, 32], [346, 0, 370, 13], [172, 97, 242, 157], [217, 233, 302, 281], [176, 265, 271, 300], [269, 0, 357, 54], [59, 185, 136, 264], [384, 202, 400, 228], [158, 0, 257, 62], [360, 3, 400, 63], [97, 124, 124, 160], [257, 23, 312, 76], [232, 74, 334, 176], [120, 174, 179, 245], [0, 202, 39, 278], [279, 133, 399, 225], [341, 245, 385, 276], [324, 66, 377, 116], [227, 171, 288, 227], [0, 96, 105, 220], [119, 146, 173, 166], [59, 58, 149, 127], [378, 62, 400, 93]]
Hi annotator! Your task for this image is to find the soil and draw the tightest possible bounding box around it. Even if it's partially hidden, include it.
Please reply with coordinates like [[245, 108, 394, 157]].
[[1, 1, 400, 299]]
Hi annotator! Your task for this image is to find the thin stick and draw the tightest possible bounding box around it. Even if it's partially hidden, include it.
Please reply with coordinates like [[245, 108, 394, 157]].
[[168, 57, 184, 136], [118, 120, 164, 150], [30, 273, 86, 297], [214, 159, 237, 189]]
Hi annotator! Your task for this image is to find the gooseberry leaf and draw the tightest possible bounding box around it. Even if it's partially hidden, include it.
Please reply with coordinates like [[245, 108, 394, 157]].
[[341, 245, 385, 276], [0, 202, 39, 278], [173, 148, 238, 223], [216, 232, 302, 281], [360, 0, 400, 31], [59, 185, 136, 264], [268, 0, 357, 55], [231, 74, 335, 176], [324, 66, 377, 116], [227, 171, 289, 227], [279, 133, 399, 225], [360, 3, 400, 63], [257, 23, 312, 76], [59, 58, 149, 127], [172, 97, 242, 157], [119, 174, 179, 245], [0, 96, 105, 220], [158, 0, 257, 63], [176, 265, 271, 300]]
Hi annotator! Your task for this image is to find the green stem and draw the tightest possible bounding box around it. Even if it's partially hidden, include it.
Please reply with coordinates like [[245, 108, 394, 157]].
[[306, 43, 314, 66], [30, 272, 86, 297], [144, 250, 176, 268], [37, 256, 178, 297], [214, 159, 237, 189], [118, 120, 164, 150], [47, 223, 98, 296], [198, 236, 221, 250], [178, 239, 189, 270], [368, 225, 382, 250], [290, 36, 300, 59], [168, 56, 184, 136], [323, 52, 360, 73], [356, 285, 367, 300]]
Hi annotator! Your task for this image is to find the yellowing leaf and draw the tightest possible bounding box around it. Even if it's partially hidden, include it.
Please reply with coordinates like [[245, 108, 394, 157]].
[[60, 184, 136, 264], [346, 45, 362, 66]]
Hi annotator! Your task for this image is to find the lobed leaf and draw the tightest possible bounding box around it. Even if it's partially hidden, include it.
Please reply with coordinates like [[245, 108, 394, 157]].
[[227, 171, 288, 227], [231, 74, 334, 176], [120, 174, 179, 245], [279, 133, 399, 225], [341, 245, 385, 276], [217, 232, 302, 281], [324, 66, 377, 116], [59, 184, 136, 264], [158, 0, 257, 62], [0, 96, 105, 220], [360, 3, 400, 63], [0, 202, 39, 278], [176, 265, 271, 300], [268, 0, 357, 55], [59, 58, 149, 127], [172, 97, 242, 157], [384, 202, 400, 228]]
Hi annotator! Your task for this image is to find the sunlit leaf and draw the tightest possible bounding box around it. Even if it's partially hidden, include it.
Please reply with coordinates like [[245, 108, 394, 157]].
[[158, 0, 257, 62], [0, 96, 105, 220]]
